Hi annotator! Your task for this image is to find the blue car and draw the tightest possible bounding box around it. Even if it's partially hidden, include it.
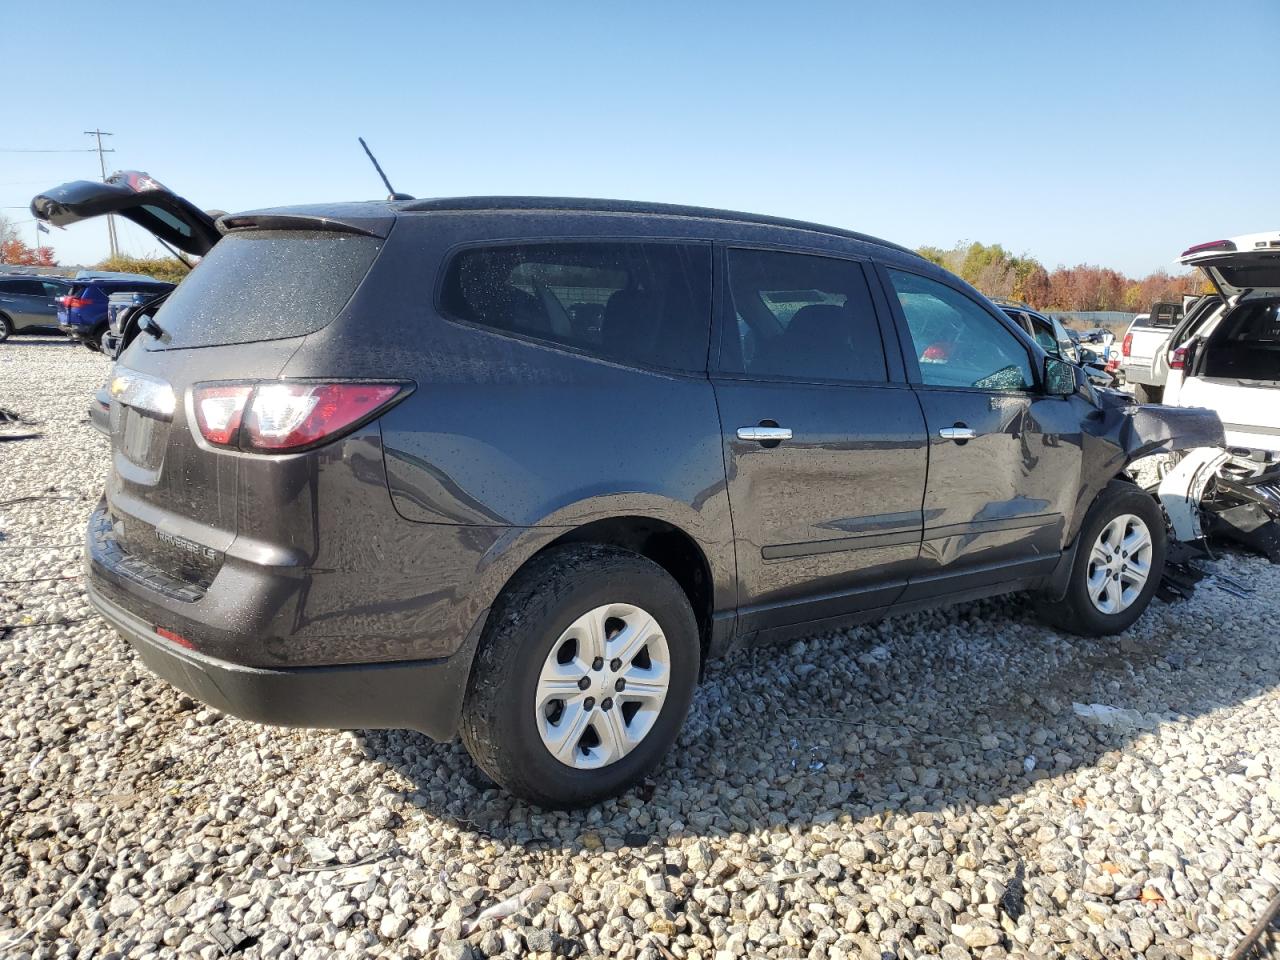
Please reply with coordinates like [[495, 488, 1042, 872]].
[[59, 273, 174, 351]]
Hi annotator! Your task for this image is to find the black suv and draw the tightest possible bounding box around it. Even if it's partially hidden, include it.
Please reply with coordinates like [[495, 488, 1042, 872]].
[[32, 175, 1220, 806]]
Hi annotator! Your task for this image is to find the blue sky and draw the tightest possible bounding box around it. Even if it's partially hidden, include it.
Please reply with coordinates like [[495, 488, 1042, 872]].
[[4, 0, 1278, 274]]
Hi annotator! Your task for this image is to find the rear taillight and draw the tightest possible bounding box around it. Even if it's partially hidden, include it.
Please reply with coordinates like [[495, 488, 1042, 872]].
[[61, 296, 93, 309], [1122, 333, 1133, 357], [191, 381, 406, 452], [193, 385, 253, 446], [1169, 347, 1187, 370]]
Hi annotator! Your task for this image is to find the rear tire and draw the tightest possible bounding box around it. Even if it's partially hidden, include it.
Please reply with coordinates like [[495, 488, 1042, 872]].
[[1133, 382, 1163, 404], [1037, 480, 1166, 636], [460, 544, 699, 807], [0, 314, 12, 343]]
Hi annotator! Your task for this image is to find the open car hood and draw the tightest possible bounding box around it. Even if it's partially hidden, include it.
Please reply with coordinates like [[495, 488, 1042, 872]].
[[1180, 232, 1280, 301], [30, 171, 220, 257]]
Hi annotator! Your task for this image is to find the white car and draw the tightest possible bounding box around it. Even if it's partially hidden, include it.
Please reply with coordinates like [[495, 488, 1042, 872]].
[[1165, 231, 1280, 457]]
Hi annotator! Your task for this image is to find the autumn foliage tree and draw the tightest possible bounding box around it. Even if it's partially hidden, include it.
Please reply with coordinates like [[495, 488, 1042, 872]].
[[0, 215, 57, 266], [917, 240, 1201, 312]]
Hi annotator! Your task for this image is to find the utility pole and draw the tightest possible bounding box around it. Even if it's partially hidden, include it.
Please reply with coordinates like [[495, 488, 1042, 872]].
[[84, 129, 118, 258]]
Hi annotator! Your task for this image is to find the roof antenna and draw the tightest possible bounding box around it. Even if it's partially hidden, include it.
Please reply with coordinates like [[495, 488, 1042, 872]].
[[358, 137, 414, 201]]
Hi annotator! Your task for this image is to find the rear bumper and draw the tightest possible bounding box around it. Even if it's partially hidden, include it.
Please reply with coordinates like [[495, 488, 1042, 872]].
[[60, 321, 100, 341], [1223, 425, 1280, 456], [1118, 362, 1159, 386], [87, 577, 483, 740]]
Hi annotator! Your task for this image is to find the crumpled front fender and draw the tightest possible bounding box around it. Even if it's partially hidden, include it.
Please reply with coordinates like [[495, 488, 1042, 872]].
[[1115, 399, 1226, 461], [1072, 390, 1224, 540]]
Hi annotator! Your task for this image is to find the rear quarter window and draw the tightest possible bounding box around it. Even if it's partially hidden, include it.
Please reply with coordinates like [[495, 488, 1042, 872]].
[[439, 241, 712, 372], [146, 230, 381, 349]]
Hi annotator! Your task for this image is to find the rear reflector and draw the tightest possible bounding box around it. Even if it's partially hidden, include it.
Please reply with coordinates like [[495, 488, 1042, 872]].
[[1122, 333, 1133, 357], [192, 381, 407, 452], [1170, 346, 1187, 370], [1181, 239, 1236, 257], [155, 626, 195, 650]]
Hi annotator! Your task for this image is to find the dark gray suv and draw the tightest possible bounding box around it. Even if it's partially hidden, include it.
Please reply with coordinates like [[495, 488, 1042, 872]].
[[32, 177, 1220, 806]]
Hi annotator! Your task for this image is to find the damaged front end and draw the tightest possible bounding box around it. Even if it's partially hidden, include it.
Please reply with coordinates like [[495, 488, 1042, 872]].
[[1076, 391, 1224, 518], [1093, 390, 1226, 464], [1125, 387, 1280, 564], [1161, 455, 1280, 563]]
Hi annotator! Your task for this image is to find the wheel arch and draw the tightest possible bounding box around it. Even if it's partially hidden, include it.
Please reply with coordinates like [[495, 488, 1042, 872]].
[[543, 516, 716, 663], [481, 514, 725, 670]]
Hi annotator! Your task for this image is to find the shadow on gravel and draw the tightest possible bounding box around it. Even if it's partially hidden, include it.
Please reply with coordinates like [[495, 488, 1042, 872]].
[[360, 566, 1280, 854]]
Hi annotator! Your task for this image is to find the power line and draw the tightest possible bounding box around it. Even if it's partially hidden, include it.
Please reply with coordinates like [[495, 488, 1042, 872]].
[[0, 148, 100, 153], [83, 130, 118, 259]]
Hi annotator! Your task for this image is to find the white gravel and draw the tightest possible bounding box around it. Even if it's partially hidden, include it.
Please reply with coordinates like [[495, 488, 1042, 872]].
[[2, 335, 1279, 960]]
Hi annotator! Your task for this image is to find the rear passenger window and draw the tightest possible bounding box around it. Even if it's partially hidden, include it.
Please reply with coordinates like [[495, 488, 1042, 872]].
[[722, 249, 888, 383], [440, 242, 711, 372], [3, 280, 44, 296]]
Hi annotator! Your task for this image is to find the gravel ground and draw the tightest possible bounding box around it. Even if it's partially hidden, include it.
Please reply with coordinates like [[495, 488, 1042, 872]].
[[2, 335, 1279, 960]]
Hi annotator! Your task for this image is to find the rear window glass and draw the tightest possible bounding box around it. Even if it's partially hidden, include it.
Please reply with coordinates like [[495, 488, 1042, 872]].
[[1217, 261, 1280, 290], [142, 204, 194, 239], [440, 241, 711, 372], [146, 231, 380, 349], [1223, 301, 1280, 344]]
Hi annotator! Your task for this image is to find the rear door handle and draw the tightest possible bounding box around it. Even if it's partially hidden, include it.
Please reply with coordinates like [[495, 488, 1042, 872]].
[[938, 426, 976, 441], [737, 426, 792, 443]]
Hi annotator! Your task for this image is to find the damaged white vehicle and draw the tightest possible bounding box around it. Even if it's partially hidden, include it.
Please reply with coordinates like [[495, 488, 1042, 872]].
[[1155, 232, 1280, 562]]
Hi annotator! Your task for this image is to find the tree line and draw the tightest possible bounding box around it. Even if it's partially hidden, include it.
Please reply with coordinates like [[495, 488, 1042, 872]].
[[917, 241, 1203, 312]]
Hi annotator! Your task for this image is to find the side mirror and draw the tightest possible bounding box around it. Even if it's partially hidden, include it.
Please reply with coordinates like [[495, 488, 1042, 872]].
[[1044, 356, 1077, 396]]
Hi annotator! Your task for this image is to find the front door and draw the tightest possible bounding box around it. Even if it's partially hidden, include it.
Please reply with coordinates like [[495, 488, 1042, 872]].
[[878, 266, 1082, 600], [0, 279, 50, 329], [712, 247, 929, 635]]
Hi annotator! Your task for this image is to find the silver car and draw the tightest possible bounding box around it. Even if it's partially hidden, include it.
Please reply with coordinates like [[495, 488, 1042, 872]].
[[0, 275, 71, 341]]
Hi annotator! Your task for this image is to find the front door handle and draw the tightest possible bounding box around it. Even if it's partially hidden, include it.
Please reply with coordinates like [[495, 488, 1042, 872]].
[[737, 425, 792, 443], [938, 425, 977, 441]]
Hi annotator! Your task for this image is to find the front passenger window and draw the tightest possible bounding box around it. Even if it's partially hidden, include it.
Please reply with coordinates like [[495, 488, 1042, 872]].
[[886, 270, 1034, 392]]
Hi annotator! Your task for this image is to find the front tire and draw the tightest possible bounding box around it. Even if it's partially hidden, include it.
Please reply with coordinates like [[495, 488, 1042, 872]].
[[1038, 480, 1166, 636], [0, 314, 12, 343], [460, 544, 699, 807]]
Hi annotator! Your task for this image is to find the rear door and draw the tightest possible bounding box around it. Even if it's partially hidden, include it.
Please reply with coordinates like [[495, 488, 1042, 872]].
[[100, 224, 388, 588], [0, 278, 49, 328], [711, 246, 928, 635], [1180, 234, 1280, 301], [878, 266, 1084, 599], [31, 171, 220, 256]]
